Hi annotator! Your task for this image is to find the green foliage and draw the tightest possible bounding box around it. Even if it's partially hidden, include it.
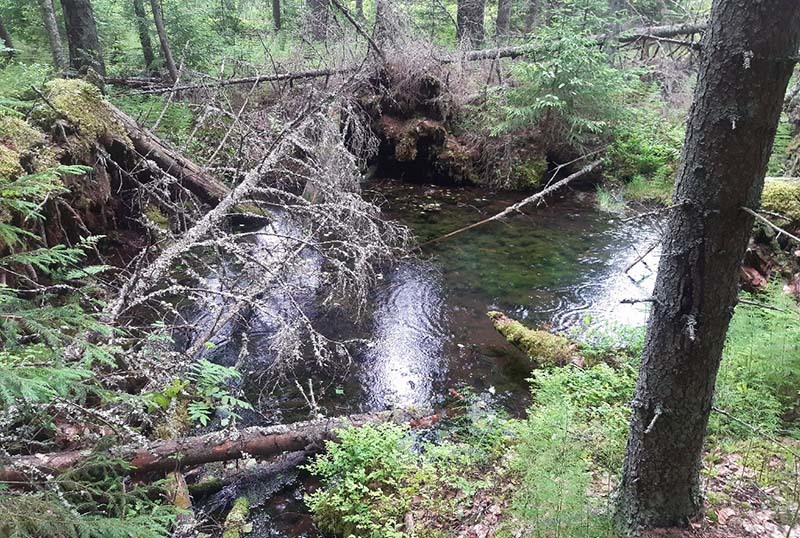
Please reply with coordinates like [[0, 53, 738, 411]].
[[146, 359, 252, 427], [604, 106, 684, 205], [712, 286, 800, 438], [304, 423, 418, 538], [1, 454, 176, 538], [488, 311, 576, 365], [507, 397, 615, 537], [497, 16, 638, 147]]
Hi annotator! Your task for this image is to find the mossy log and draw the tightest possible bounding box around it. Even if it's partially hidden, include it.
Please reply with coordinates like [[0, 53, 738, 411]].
[[222, 497, 251, 538], [761, 179, 800, 224], [488, 311, 577, 366], [0, 409, 445, 484]]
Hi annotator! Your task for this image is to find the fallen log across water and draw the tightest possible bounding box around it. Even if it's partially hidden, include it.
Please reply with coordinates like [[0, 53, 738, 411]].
[[0, 409, 444, 485], [419, 159, 603, 247], [107, 103, 231, 204]]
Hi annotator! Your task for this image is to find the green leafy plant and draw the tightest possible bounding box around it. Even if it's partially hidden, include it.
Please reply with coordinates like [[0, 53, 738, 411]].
[[147, 359, 252, 427], [304, 423, 419, 538]]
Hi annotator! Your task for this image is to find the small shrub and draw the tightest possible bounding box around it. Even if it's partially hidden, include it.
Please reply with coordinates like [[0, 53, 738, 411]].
[[304, 423, 418, 538]]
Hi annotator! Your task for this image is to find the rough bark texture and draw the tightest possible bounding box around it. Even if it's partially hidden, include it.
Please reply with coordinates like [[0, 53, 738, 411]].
[[456, 0, 485, 48], [272, 0, 281, 30], [59, 0, 105, 75], [149, 0, 179, 82], [0, 16, 13, 57], [0, 410, 441, 483], [38, 0, 67, 69], [617, 0, 800, 531], [132, 0, 156, 70], [495, 0, 511, 39]]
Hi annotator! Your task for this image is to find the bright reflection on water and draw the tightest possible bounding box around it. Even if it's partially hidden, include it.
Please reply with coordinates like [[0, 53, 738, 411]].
[[359, 260, 446, 409]]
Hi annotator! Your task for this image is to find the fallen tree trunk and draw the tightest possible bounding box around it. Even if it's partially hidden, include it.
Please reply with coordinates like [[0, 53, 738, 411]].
[[114, 22, 707, 95], [461, 21, 706, 61], [108, 103, 230, 204], [132, 67, 358, 95], [0, 409, 443, 484], [420, 159, 602, 247]]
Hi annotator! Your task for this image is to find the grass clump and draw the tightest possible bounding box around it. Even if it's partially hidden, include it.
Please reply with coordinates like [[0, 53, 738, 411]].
[[488, 311, 577, 366]]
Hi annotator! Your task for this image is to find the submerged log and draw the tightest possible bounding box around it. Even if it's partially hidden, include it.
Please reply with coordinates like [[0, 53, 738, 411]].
[[107, 103, 230, 204], [0, 409, 442, 484]]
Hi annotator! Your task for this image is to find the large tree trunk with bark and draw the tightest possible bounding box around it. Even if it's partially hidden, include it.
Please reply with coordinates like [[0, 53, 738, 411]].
[[132, 0, 156, 71], [60, 0, 105, 75], [0, 16, 13, 58], [456, 0, 485, 48], [617, 0, 800, 531], [38, 0, 67, 70], [495, 0, 511, 39], [0, 410, 441, 483], [149, 0, 179, 83]]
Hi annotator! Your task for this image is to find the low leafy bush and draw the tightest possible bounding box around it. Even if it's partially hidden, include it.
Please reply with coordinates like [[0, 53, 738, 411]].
[[304, 423, 419, 538]]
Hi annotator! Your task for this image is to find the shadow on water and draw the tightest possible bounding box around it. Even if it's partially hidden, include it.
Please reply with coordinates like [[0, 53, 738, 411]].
[[196, 179, 663, 536]]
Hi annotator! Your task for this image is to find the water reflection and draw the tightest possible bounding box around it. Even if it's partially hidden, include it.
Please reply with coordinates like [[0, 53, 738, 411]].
[[359, 261, 446, 408]]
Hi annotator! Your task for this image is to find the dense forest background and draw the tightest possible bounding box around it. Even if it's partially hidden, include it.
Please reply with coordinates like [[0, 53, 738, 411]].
[[1, 0, 800, 537]]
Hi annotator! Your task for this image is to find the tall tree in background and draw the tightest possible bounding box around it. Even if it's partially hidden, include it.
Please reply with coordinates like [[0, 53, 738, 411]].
[[272, 0, 281, 30], [355, 0, 364, 19], [616, 0, 800, 532], [132, 0, 156, 71], [39, 0, 68, 70], [456, 0, 485, 47], [0, 16, 13, 58], [307, 0, 330, 40], [523, 0, 538, 32], [149, 0, 179, 82], [60, 0, 105, 75], [495, 0, 511, 39]]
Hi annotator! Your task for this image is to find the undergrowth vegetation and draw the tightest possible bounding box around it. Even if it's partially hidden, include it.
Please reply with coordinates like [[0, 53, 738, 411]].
[[308, 284, 800, 537]]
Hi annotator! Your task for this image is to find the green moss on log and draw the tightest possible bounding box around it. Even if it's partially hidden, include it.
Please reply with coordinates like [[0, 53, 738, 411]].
[[223, 497, 251, 538], [488, 311, 576, 366], [31, 79, 131, 159], [761, 180, 800, 223]]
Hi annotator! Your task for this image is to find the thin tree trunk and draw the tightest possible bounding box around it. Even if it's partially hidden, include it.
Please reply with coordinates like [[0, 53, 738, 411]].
[[149, 0, 179, 83], [272, 0, 281, 30], [617, 0, 800, 531], [38, 0, 67, 70], [456, 0, 485, 47], [495, 0, 511, 39], [60, 0, 105, 75], [132, 0, 156, 71], [355, 0, 364, 18], [0, 16, 13, 57], [307, 0, 329, 40], [523, 0, 538, 32]]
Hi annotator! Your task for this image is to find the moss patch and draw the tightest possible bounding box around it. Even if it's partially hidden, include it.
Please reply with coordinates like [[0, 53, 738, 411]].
[[488, 311, 577, 366], [31, 79, 130, 158], [761, 180, 800, 224]]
